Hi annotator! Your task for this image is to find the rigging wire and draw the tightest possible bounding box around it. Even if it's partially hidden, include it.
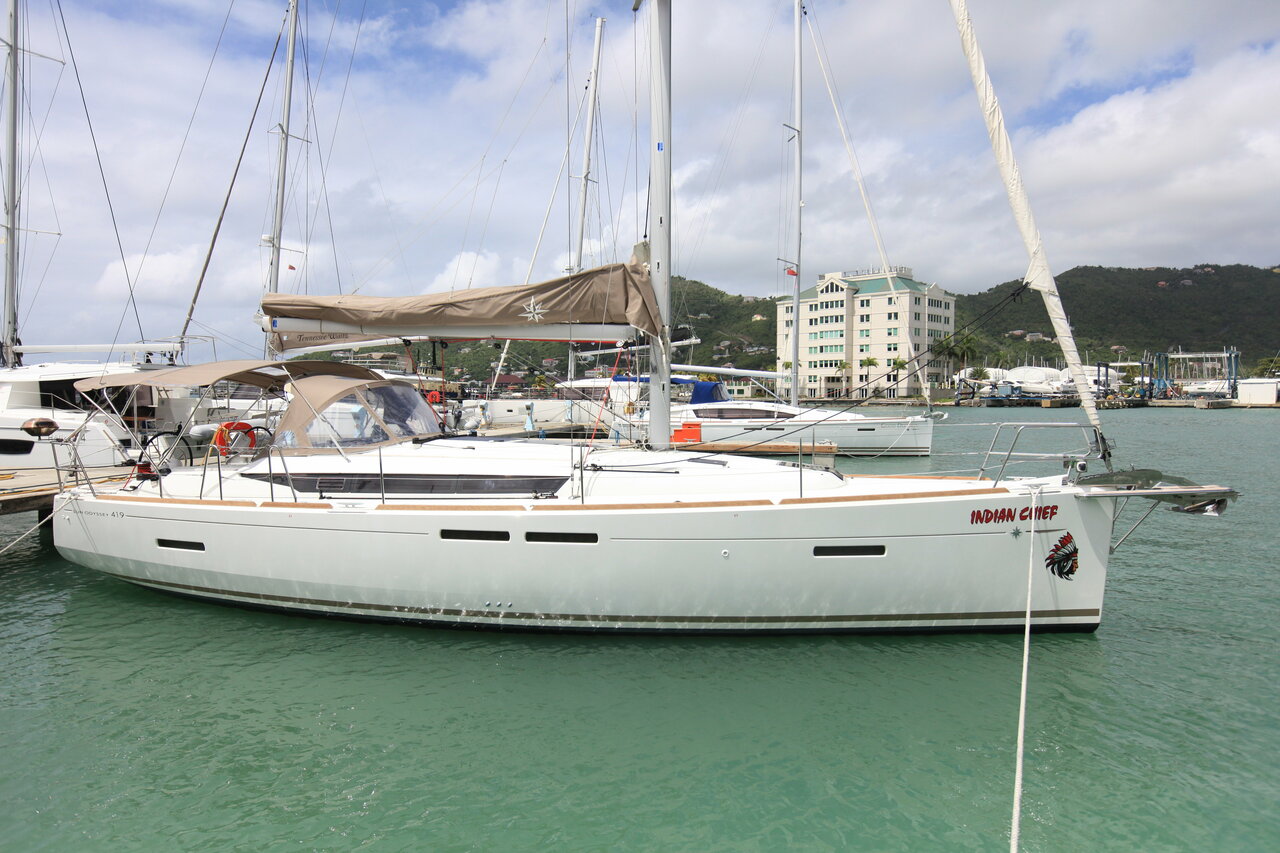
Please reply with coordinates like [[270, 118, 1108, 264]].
[[14, 5, 68, 331], [180, 21, 286, 341], [563, 0, 573, 268], [451, 35, 551, 292], [315, 0, 369, 296], [184, 316, 261, 359], [53, 0, 145, 349], [128, 0, 238, 310], [678, 0, 786, 279], [297, 0, 371, 296], [467, 159, 508, 289], [805, 3, 896, 276]]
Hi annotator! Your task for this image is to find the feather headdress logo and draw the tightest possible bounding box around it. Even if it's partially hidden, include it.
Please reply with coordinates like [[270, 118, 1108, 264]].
[[1045, 533, 1079, 580]]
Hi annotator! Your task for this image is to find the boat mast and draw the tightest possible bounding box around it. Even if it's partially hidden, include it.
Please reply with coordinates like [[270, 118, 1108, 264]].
[[644, 0, 672, 450], [2, 0, 19, 368], [571, 17, 606, 275], [566, 17, 606, 406], [265, 0, 299, 300], [948, 0, 1101, 431], [787, 0, 802, 406]]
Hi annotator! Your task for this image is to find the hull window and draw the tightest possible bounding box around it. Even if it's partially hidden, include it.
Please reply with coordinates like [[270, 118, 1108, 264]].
[[813, 545, 886, 557], [440, 529, 511, 542], [157, 539, 206, 552], [525, 531, 599, 544], [0, 439, 35, 455]]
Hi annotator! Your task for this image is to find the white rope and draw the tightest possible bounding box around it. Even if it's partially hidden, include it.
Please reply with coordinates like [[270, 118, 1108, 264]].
[[1010, 485, 1041, 851], [0, 510, 56, 556]]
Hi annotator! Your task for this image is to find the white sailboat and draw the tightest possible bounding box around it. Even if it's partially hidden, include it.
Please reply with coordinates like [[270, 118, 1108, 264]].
[[622, 376, 935, 455], [0, 0, 184, 472], [51, 1, 1234, 634]]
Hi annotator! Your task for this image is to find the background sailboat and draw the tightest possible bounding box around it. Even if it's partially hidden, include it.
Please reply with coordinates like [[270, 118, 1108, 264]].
[[0, 0, 182, 473]]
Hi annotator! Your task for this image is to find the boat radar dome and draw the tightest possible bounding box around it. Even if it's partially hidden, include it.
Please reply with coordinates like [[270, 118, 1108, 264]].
[[21, 418, 58, 437]]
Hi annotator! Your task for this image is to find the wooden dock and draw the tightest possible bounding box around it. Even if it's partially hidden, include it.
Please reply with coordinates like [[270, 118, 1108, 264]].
[[1096, 398, 1149, 409], [0, 466, 134, 517]]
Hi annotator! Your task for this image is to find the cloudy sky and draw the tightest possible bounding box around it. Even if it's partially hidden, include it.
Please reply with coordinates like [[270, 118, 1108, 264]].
[[9, 0, 1279, 361]]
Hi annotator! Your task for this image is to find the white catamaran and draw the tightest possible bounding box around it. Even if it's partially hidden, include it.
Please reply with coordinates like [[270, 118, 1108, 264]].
[[51, 1, 1234, 634]]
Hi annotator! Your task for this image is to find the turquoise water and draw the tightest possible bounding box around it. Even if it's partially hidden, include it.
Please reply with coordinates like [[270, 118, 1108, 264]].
[[1, 407, 1276, 851]]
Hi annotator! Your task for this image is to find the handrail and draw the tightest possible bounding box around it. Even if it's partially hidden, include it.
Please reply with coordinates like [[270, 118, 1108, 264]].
[[264, 444, 300, 502], [978, 422, 1110, 485]]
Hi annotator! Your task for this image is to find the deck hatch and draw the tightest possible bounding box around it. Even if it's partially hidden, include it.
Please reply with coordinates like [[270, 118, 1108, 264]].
[[157, 538, 206, 552], [525, 531, 599, 544], [813, 544, 886, 557], [440, 529, 511, 542]]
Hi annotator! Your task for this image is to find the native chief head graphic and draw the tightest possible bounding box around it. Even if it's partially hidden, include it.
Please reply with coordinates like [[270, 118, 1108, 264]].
[[1044, 533, 1079, 580]]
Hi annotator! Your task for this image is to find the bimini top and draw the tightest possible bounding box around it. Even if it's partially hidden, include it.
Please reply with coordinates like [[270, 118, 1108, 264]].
[[72, 359, 382, 394]]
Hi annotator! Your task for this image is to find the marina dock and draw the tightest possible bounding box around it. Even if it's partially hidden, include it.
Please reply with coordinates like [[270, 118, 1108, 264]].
[[0, 467, 134, 517]]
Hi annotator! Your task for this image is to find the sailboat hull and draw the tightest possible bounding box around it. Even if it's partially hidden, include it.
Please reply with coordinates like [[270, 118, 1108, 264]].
[[669, 414, 933, 456], [55, 487, 1111, 633]]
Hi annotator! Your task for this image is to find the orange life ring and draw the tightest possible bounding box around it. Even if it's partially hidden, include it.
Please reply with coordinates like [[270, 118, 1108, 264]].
[[213, 421, 255, 455], [426, 390, 442, 404]]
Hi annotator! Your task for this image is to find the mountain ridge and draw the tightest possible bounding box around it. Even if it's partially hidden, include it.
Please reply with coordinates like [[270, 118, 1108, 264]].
[[382, 263, 1279, 384]]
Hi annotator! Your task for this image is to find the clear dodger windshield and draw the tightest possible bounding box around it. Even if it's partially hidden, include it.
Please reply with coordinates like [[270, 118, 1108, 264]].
[[274, 381, 444, 451]]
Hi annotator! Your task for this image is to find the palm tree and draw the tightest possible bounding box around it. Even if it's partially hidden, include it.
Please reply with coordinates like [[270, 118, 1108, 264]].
[[931, 334, 978, 382], [836, 360, 851, 397], [859, 357, 879, 384]]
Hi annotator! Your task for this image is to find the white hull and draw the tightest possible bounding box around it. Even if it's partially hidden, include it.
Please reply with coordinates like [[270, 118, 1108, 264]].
[[463, 398, 614, 430], [672, 414, 933, 456], [54, 448, 1111, 633], [0, 414, 131, 470], [466, 384, 934, 455]]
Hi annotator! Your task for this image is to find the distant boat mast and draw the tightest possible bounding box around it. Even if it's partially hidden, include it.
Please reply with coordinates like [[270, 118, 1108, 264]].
[[265, 0, 299, 300], [3, 0, 20, 367]]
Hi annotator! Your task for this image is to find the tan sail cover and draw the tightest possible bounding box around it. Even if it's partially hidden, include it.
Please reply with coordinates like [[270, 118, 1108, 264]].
[[73, 359, 381, 393], [262, 256, 659, 352]]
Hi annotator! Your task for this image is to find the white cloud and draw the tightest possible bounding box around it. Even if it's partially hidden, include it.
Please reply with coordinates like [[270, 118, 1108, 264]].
[[424, 250, 508, 294], [6, 0, 1278, 361]]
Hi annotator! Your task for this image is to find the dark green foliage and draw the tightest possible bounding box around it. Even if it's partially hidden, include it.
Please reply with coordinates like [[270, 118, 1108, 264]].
[[668, 276, 778, 371], [955, 264, 1280, 364], [315, 264, 1278, 382]]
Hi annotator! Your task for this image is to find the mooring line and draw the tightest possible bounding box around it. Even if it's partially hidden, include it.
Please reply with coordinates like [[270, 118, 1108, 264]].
[[0, 510, 55, 557], [1010, 485, 1041, 851]]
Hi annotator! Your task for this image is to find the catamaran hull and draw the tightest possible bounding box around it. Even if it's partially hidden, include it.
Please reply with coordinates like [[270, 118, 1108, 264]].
[[54, 487, 1113, 634]]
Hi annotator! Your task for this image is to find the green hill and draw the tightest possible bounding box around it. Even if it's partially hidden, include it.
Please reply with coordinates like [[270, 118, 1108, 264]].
[[340, 263, 1279, 384], [668, 276, 778, 371], [954, 264, 1280, 368]]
